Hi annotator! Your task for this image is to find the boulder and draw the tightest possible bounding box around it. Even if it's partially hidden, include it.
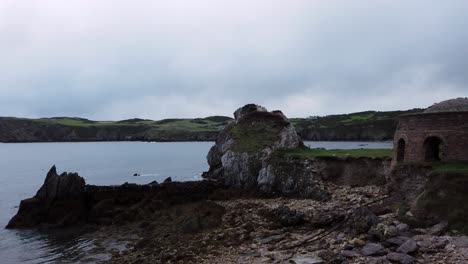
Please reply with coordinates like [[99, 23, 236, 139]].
[[6, 166, 86, 228], [396, 239, 417, 254], [386, 252, 415, 264], [203, 104, 310, 197], [427, 221, 448, 236], [345, 207, 379, 236], [361, 242, 386, 256]]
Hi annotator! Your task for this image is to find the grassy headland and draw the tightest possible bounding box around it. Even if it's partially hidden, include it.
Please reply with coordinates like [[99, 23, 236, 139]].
[[0, 108, 422, 142]]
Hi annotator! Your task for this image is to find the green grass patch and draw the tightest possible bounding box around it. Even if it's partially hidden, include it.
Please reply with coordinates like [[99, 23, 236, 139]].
[[340, 113, 375, 123], [33, 116, 231, 131], [283, 147, 393, 158], [416, 170, 468, 234], [230, 122, 281, 153], [229, 112, 288, 153], [431, 162, 468, 175]]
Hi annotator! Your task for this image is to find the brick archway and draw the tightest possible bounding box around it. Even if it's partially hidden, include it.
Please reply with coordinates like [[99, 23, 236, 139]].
[[424, 136, 443, 162], [396, 138, 406, 162]]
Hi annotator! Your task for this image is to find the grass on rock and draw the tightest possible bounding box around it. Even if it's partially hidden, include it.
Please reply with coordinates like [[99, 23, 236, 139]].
[[283, 147, 392, 158]]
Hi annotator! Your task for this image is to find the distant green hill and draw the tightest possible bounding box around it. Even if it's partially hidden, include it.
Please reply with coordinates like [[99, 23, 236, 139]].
[[291, 109, 424, 141], [0, 116, 232, 142], [0, 109, 423, 142]]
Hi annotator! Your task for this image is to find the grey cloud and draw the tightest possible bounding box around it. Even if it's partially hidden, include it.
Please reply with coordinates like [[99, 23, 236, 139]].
[[0, 0, 467, 119]]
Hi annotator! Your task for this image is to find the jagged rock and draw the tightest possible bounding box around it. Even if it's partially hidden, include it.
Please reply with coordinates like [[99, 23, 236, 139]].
[[397, 239, 417, 254], [258, 157, 330, 200], [386, 252, 415, 264], [233, 104, 267, 120], [163, 177, 172, 183], [148, 180, 159, 185], [7, 172, 223, 229], [6, 166, 86, 228], [36, 165, 85, 200], [361, 242, 386, 256]]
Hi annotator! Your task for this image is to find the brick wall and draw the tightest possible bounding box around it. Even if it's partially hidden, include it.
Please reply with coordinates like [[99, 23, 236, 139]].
[[391, 112, 468, 166]]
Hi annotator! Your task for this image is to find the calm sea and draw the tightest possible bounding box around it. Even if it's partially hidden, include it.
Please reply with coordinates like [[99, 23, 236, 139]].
[[0, 141, 392, 263]]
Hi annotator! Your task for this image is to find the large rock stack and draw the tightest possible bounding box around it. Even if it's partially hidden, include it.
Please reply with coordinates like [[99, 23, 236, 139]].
[[203, 104, 325, 198], [6, 166, 87, 228]]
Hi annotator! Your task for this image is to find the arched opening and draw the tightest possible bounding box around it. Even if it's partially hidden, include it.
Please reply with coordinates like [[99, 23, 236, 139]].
[[396, 138, 405, 162], [424, 136, 443, 162]]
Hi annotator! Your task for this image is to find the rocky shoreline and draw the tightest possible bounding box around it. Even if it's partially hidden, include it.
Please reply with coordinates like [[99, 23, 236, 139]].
[[6, 104, 468, 263]]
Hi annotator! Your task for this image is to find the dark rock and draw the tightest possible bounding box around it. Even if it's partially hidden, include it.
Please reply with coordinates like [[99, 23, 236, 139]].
[[396, 239, 417, 254], [36, 165, 85, 200], [7, 170, 223, 229], [148, 180, 159, 185], [345, 207, 379, 235], [6, 166, 86, 228], [272, 206, 306, 227], [133, 173, 140, 176], [417, 237, 449, 252], [396, 223, 409, 233], [163, 177, 172, 183], [361, 242, 386, 256], [385, 236, 410, 247], [427, 221, 448, 236], [341, 250, 357, 258], [386, 252, 415, 264]]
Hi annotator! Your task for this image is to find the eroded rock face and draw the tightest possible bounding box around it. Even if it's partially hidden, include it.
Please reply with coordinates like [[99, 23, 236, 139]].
[[6, 166, 86, 229], [202, 104, 303, 193]]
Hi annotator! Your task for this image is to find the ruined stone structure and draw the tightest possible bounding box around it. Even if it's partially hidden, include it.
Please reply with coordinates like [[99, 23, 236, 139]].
[[391, 98, 468, 166]]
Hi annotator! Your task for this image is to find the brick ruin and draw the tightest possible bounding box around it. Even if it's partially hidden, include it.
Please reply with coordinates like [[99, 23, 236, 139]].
[[391, 102, 468, 167]]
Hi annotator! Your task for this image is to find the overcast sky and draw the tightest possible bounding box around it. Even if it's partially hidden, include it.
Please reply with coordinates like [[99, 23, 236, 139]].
[[0, 1, 467, 120]]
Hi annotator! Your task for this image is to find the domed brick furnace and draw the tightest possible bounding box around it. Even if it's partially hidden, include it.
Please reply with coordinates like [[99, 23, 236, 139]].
[[391, 98, 468, 167]]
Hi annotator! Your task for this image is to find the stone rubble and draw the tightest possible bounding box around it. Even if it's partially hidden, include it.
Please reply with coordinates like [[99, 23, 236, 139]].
[[104, 183, 468, 264]]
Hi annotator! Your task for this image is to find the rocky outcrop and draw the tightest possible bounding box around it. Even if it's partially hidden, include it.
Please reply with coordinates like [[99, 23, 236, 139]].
[[6, 166, 86, 228], [6, 166, 223, 229], [203, 104, 305, 195]]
